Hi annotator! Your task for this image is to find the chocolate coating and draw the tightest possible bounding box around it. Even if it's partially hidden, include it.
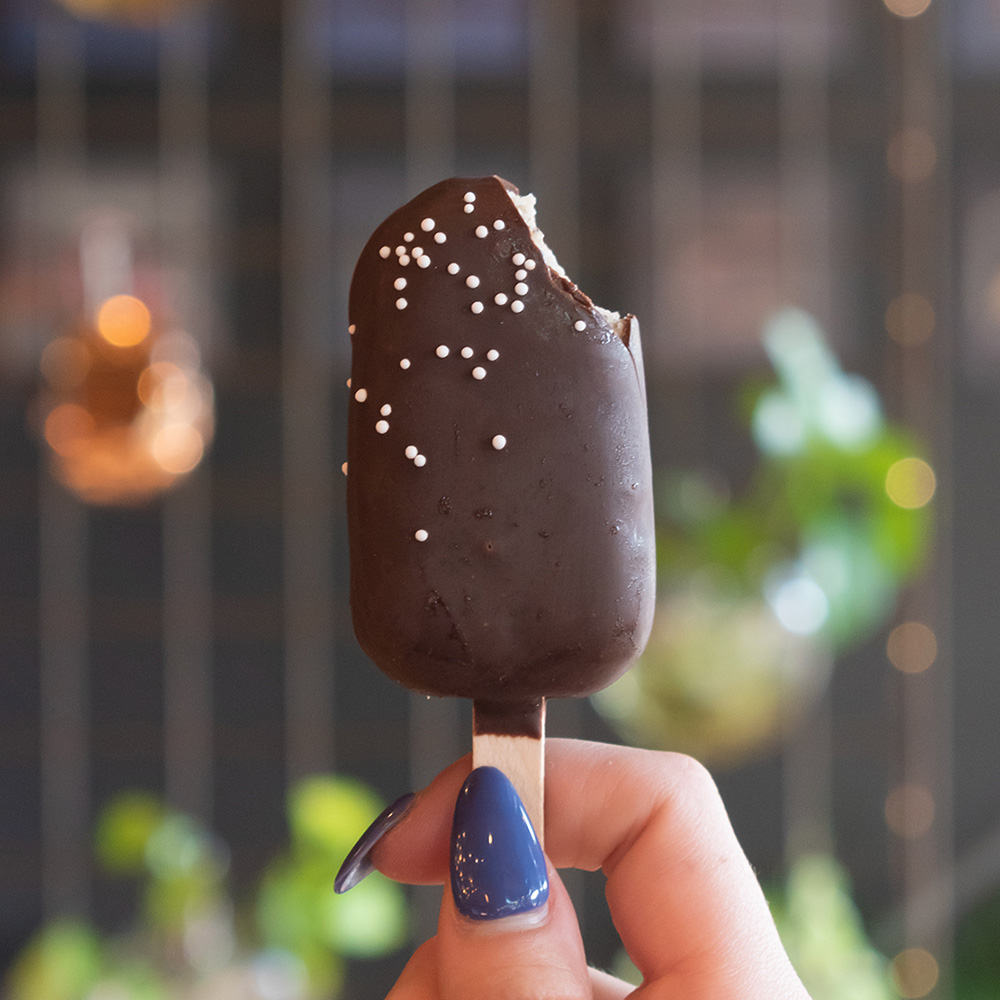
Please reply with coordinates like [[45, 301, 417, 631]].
[[347, 176, 655, 705]]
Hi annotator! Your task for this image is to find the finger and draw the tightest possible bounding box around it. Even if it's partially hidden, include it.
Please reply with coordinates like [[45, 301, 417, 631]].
[[433, 767, 591, 1000], [373, 741, 807, 998], [436, 867, 591, 1000], [545, 743, 807, 997], [589, 966, 635, 1000], [385, 936, 439, 1000]]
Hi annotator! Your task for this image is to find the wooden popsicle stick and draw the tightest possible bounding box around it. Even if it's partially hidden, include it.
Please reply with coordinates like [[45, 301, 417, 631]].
[[472, 698, 546, 847]]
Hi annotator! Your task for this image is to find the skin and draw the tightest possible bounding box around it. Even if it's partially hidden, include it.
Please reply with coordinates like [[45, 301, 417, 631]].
[[371, 739, 813, 1000]]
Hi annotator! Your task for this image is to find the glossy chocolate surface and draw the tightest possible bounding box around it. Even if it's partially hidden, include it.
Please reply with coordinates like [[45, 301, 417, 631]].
[[347, 176, 655, 703]]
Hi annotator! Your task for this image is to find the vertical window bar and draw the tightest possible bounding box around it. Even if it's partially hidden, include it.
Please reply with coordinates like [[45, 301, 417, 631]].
[[36, 3, 90, 922], [778, 0, 836, 865], [281, 0, 337, 784], [404, 0, 459, 941], [894, 7, 956, 989], [159, 7, 215, 823], [649, 0, 704, 443], [528, 0, 580, 275]]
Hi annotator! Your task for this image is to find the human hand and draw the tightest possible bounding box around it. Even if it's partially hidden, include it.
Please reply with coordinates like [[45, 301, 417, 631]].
[[336, 740, 812, 1000]]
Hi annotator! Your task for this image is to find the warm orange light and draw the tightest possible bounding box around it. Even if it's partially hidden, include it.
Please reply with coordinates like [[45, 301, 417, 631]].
[[885, 783, 935, 839], [885, 293, 935, 346], [886, 457, 936, 509], [152, 424, 205, 474], [887, 127, 937, 183], [887, 622, 937, 673], [137, 362, 185, 407], [96, 294, 152, 348], [44, 404, 95, 456], [884, 0, 932, 17], [891, 948, 940, 998], [41, 337, 92, 389]]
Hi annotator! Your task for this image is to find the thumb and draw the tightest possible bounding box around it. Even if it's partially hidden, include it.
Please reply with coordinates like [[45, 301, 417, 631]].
[[434, 766, 592, 1000]]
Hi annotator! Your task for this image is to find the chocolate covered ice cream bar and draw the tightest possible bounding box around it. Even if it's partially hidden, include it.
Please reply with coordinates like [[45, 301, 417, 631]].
[[346, 176, 655, 828]]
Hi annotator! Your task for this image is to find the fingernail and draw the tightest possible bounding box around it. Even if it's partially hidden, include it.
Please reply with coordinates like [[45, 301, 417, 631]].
[[450, 766, 549, 921], [334, 792, 415, 894]]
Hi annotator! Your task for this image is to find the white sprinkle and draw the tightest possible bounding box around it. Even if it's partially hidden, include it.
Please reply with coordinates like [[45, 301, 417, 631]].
[[525, 259, 536, 270], [376, 420, 390, 434], [448, 262, 460, 275], [512, 252, 525, 266], [412, 247, 424, 257], [515, 282, 528, 296], [493, 219, 505, 230], [434, 232, 447, 243], [414, 529, 429, 542], [515, 268, 527, 280], [461, 346, 474, 359], [394, 277, 407, 290], [417, 255, 431, 268], [405, 445, 418, 459], [380, 403, 392, 416], [466, 275, 480, 288], [464, 203, 475, 214], [487, 349, 499, 361], [421, 217, 435, 231], [413, 454, 427, 467], [395, 245, 406, 255], [354, 388, 368, 402], [341, 462, 348, 475], [492, 434, 507, 450], [396, 297, 408, 310], [399, 357, 411, 369], [574, 320, 586, 331], [348, 324, 356, 335], [464, 191, 476, 203], [472, 366, 487, 380], [494, 292, 508, 305], [399, 254, 411, 266], [471, 301, 484, 314], [404, 232, 414, 242], [379, 246, 391, 258], [475, 225, 489, 238], [511, 300, 525, 313], [436, 344, 450, 358]]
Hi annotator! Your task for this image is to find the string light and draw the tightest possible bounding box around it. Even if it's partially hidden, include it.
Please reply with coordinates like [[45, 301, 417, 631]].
[[883, 0, 932, 18], [890, 948, 940, 998], [96, 294, 152, 348], [887, 622, 937, 673], [885, 457, 936, 509]]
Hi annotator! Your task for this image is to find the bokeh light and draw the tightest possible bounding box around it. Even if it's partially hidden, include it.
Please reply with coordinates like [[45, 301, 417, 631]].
[[887, 621, 937, 673], [886, 457, 936, 509], [887, 127, 937, 183], [96, 294, 152, 348], [891, 948, 940, 999], [44, 404, 95, 456], [885, 783, 935, 838], [884, 0, 932, 18], [885, 292, 935, 346]]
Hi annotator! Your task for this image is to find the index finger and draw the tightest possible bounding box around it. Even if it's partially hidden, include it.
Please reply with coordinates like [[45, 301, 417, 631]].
[[372, 740, 808, 997]]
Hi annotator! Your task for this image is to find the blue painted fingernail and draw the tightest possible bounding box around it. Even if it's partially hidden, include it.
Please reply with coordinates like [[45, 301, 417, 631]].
[[334, 792, 415, 893], [450, 767, 549, 920]]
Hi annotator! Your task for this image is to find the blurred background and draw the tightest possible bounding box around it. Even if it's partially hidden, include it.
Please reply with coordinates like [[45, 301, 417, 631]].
[[1, 0, 998, 997]]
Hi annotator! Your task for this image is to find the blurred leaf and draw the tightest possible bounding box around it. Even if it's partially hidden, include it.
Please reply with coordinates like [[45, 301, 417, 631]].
[[288, 776, 384, 861], [769, 855, 896, 1000], [320, 874, 407, 957], [5, 920, 103, 1000], [95, 791, 165, 875]]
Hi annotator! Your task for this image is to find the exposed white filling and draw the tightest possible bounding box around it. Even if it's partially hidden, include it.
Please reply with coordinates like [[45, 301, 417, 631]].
[[507, 190, 626, 340]]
